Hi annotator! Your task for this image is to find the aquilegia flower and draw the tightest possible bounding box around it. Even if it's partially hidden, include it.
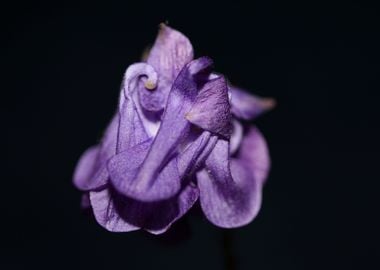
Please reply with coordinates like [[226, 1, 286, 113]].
[[73, 24, 274, 234]]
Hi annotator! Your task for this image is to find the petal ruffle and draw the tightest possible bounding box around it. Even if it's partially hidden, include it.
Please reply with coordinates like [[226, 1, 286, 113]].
[[73, 145, 99, 190], [147, 24, 194, 82], [73, 114, 119, 191], [89, 184, 199, 234], [197, 128, 269, 228], [229, 86, 275, 120], [89, 188, 139, 233], [238, 126, 271, 185], [186, 76, 231, 138]]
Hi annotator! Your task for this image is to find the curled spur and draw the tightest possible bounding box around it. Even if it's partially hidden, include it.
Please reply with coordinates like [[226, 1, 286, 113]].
[[73, 24, 275, 234]]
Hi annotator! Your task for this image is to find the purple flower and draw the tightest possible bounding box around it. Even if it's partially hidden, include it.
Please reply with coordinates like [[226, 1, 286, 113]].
[[73, 24, 274, 234]]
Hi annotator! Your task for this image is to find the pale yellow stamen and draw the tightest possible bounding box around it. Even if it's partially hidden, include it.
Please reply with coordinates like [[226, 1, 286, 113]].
[[144, 80, 156, 90]]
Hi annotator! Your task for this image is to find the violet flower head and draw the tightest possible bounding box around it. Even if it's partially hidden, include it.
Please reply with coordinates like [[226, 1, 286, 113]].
[[73, 24, 275, 234]]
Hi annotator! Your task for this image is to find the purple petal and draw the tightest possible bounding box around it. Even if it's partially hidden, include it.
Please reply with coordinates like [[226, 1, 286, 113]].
[[196, 138, 263, 228], [73, 115, 119, 191], [229, 86, 276, 120], [117, 97, 149, 150], [230, 119, 243, 155], [73, 145, 99, 190], [89, 188, 139, 233], [138, 75, 172, 113], [194, 135, 218, 169], [186, 76, 232, 138], [108, 139, 181, 202], [238, 126, 271, 185], [89, 184, 199, 234], [109, 57, 213, 201], [73, 63, 158, 191], [118, 63, 158, 144], [176, 130, 212, 178], [147, 24, 194, 81], [121, 63, 158, 103], [146, 184, 199, 234]]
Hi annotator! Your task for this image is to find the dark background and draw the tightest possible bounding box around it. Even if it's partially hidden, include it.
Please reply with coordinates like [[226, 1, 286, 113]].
[[3, 1, 379, 269]]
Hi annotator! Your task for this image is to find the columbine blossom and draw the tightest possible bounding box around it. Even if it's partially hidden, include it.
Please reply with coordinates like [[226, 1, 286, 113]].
[[73, 24, 274, 234]]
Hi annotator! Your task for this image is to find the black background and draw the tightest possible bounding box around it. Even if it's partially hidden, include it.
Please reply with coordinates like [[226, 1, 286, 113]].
[[3, 1, 380, 269]]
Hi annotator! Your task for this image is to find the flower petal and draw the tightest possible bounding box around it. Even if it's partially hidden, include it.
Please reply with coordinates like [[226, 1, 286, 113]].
[[118, 63, 158, 144], [73, 114, 119, 191], [186, 76, 232, 138], [238, 126, 271, 185], [109, 57, 213, 202], [197, 138, 263, 228], [108, 139, 181, 202], [146, 184, 199, 234], [229, 86, 275, 120], [73, 145, 99, 190], [176, 130, 212, 178], [230, 119, 243, 155], [138, 75, 171, 113], [117, 97, 149, 150], [73, 63, 158, 191], [147, 24, 194, 81], [89, 184, 199, 234], [89, 188, 139, 233]]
